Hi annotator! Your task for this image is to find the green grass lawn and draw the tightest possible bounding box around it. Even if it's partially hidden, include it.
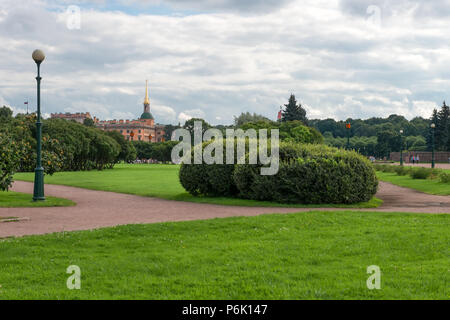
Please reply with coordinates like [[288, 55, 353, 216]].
[[14, 164, 381, 208], [376, 171, 450, 195], [0, 191, 75, 208], [0, 211, 447, 299]]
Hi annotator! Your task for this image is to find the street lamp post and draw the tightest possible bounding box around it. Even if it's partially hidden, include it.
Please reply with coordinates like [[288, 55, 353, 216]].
[[399, 129, 404, 166], [431, 123, 436, 169], [32, 49, 45, 201]]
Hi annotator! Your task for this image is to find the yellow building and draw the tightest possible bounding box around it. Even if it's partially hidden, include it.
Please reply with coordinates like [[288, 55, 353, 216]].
[[96, 81, 165, 142]]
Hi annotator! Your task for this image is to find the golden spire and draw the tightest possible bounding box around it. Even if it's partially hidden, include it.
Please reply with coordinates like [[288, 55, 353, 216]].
[[144, 80, 150, 105]]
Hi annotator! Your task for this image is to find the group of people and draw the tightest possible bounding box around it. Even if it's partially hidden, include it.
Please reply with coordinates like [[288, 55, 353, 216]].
[[410, 155, 420, 164]]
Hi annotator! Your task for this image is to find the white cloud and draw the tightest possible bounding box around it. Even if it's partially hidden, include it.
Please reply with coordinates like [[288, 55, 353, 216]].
[[177, 108, 206, 123], [0, 0, 448, 125]]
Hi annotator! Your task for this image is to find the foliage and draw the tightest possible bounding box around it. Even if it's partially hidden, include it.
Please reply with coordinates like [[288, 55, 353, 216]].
[[409, 167, 432, 179], [233, 144, 378, 204], [105, 130, 137, 163], [0, 132, 20, 191], [239, 120, 323, 144], [179, 141, 239, 197], [0, 114, 124, 175], [0, 105, 13, 120], [179, 141, 378, 204], [234, 112, 270, 127], [163, 124, 181, 142], [439, 171, 450, 183], [182, 118, 211, 146], [15, 164, 381, 208], [281, 94, 308, 124], [393, 166, 410, 176], [133, 141, 178, 162], [83, 118, 95, 127]]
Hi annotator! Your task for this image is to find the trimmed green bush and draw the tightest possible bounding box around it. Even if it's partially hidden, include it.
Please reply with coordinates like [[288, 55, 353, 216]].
[[410, 167, 432, 179], [233, 146, 378, 204], [394, 166, 410, 176], [179, 142, 239, 197], [439, 172, 450, 183], [180, 141, 378, 204]]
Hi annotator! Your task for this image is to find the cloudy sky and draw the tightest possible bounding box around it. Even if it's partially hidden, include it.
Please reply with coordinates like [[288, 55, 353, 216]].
[[1, 0, 450, 124]]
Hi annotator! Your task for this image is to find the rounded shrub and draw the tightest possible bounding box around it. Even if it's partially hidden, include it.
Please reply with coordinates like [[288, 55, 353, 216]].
[[409, 167, 432, 179], [394, 166, 410, 176], [179, 141, 239, 197], [179, 141, 378, 204], [439, 172, 450, 183], [233, 146, 378, 204]]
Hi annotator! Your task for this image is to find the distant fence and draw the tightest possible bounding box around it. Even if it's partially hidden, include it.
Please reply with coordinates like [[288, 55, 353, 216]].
[[390, 151, 450, 163]]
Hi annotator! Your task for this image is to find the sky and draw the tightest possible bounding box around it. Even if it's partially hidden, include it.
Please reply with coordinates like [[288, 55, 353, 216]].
[[1, 0, 450, 125]]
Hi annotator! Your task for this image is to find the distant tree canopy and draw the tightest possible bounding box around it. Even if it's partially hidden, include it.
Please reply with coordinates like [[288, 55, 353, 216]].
[[281, 94, 308, 124], [183, 118, 211, 145], [0, 113, 137, 190], [238, 120, 323, 144], [431, 101, 450, 151], [314, 102, 450, 156], [234, 112, 270, 127], [83, 118, 95, 127], [0, 106, 13, 120], [132, 141, 178, 162]]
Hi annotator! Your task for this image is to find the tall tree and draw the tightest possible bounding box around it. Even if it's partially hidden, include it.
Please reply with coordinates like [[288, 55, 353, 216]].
[[281, 94, 307, 124], [183, 118, 211, 145], [427, 109, 439, 151], [437, 101, 450, 151], [0, 106, 13, 121]]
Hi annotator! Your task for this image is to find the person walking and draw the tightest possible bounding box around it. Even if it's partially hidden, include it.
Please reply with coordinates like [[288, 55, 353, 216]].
[[411, 155, 415, 164], [416, 155, 420, 164]]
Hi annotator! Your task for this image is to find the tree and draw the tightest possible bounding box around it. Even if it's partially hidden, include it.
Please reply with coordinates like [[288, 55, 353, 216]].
[[437, 101, 449, 151], [163, 124, 181, 142], [376, 130, 401, 158], [105, 130, 137, 163], [0, 106, 13, 120], [183, 118, 211, 145], [83, 118, 95, 127], [281, 94, 307, 124], [233, 112, 270, 127], [427, 109, 439, 151]]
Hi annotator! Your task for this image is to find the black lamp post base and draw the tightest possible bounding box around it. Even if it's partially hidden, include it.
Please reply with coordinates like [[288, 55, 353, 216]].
[[33, 167, 45, 201]]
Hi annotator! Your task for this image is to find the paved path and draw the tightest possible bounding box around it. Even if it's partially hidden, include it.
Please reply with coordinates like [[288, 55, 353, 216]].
[[1, 181, 449, 238]]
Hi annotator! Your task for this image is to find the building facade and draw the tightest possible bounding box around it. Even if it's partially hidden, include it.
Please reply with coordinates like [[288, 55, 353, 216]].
[[51, 81, 165, 142], [95, 81, 165, 142]]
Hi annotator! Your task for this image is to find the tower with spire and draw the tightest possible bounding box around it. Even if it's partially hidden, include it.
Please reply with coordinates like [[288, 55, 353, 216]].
[[140, 80, 154, 120]]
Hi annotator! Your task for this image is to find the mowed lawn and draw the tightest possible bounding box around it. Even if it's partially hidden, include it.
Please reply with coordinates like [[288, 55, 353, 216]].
[[376, 171, 450, 196], [0, 191, 75, 208], [14, 164, 381, 208], [0, 211, 448, 299]]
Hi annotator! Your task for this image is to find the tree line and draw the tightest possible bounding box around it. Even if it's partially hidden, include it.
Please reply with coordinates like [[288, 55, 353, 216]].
[[0, 107, 136, 190]]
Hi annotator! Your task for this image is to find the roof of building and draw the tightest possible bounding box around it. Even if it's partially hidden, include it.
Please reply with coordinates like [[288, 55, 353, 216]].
[[140, 112, 154, 120]]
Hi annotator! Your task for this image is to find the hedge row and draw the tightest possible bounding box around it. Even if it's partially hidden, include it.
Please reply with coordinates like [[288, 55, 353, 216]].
[[179, 141, 378, 204], [374, 164, 449, 181]]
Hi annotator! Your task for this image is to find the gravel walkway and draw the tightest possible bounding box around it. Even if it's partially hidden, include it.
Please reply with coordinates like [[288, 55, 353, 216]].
[[1, 181, 449, 238]]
